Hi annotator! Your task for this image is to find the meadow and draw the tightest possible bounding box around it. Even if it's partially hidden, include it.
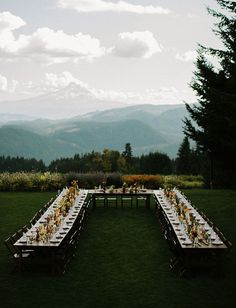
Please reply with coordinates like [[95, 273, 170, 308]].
[[0, 189, 235, 308]]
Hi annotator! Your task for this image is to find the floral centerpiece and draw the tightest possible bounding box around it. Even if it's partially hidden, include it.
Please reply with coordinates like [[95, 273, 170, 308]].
[[33, 180, 79, 243], [164, 188, 210, 246]]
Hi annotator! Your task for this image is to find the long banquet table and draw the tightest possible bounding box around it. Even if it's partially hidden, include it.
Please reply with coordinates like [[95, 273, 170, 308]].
[[153, 188, 230, 273], [14, 188, 89, 273], [153, 189, 227, 249]]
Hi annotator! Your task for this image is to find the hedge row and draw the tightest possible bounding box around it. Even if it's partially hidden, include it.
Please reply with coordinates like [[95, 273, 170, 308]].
[[0, 172, 204, 191]]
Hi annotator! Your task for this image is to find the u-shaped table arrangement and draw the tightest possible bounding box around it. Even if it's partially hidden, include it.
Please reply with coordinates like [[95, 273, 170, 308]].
[[9, 186, 231, 275]]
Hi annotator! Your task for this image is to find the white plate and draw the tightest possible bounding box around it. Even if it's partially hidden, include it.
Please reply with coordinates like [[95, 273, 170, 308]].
[[182, 242, 192, 246], [213, 241, 223, 245]]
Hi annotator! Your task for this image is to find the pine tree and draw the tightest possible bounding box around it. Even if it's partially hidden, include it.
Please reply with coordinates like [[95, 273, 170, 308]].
[[122, 143, 133, 166], [176, 137, 192, 175], [140, 151, 172, 174], [184, 0, 236, 188]]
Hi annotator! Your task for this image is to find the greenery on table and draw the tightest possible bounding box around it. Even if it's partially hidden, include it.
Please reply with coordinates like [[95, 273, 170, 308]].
[[0, 190, 235, 308]]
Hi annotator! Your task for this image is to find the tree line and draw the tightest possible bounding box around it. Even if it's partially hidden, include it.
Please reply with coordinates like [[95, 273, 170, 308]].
[[0, 141, 203, 175], [0, 156, 46, 173]]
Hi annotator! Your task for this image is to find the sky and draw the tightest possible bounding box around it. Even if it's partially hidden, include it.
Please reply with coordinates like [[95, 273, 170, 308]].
[[0, 0, 223, 117]]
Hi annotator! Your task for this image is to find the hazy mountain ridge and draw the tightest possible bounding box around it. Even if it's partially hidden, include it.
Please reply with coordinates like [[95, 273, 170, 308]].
[[0, 113, 37, 125], [0, 126, 80, 163], [0, 82, 127, 119], [0, 104, 187, 163]]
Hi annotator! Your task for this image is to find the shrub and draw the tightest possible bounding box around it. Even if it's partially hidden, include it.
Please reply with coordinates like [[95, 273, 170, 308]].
[[122, 174, 164, 189], [163, 175, 204, 189], [106, 173, 123, 187], [0, 172, 65, 191], [63, 172, 122, 189]]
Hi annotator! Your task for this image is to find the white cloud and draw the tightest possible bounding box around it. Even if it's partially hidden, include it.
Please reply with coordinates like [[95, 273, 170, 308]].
[[145, 87, 178, 101], [0, 12, 163, 64], [112, 31, 162, 59], [57, 0, 170, 14], [40, 72, 181, 104], [43, 71, 90, 93], [18, 27, 105, 63], [19, 72, 91, 97], [44, 72, 82, 89], [0, 73, 18, 93], [176, 50, 197, 62], [0, 74, 8, 91], [95, 86, 185, 105], [4, 71, 184, 105], [0, 11, 105, 64], [0, 11, 26, 56], [0, 11, 26, 32], [175, 50, 221, 71]]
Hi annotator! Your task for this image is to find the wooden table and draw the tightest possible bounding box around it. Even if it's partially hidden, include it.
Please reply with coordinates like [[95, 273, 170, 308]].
[[153, 189, 229, 273], [153, 189, 228, 250], [90, 190, 153, 209], [14, 189, 89, 274]]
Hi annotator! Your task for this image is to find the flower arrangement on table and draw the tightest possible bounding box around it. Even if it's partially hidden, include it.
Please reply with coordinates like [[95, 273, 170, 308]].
[[33, 180, 79, 243], [164, 188, 210, 246]]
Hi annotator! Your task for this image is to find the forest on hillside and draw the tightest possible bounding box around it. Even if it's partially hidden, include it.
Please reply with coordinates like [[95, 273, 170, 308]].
[[0, 140, 204, 175]]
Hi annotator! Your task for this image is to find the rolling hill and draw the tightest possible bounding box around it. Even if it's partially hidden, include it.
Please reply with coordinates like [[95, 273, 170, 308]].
[[0, 104, 188, 163], [0, 126, 80, 163]]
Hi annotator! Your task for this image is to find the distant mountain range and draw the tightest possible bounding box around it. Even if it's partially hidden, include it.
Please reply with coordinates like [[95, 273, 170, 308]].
[[0, 104, 188, 164], [0, 82, 127, 119]]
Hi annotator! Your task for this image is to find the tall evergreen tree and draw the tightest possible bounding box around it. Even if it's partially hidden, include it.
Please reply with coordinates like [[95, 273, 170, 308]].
[[122, 143, 133, 166], [176, 137, 192, 175], [184, 0, 236, 188], [140, 151, 172, 174]]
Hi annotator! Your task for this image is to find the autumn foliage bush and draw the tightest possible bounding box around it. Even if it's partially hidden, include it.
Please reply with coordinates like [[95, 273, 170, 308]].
[[122, 174, 164, 189], [64, 172, 122, 188]]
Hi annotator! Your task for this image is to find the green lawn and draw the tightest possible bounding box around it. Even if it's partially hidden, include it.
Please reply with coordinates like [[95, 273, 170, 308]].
[[0, 190, 235, 308]]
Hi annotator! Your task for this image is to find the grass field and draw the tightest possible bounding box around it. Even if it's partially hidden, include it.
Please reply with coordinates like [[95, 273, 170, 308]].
[[0, 190, 235, 308]]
